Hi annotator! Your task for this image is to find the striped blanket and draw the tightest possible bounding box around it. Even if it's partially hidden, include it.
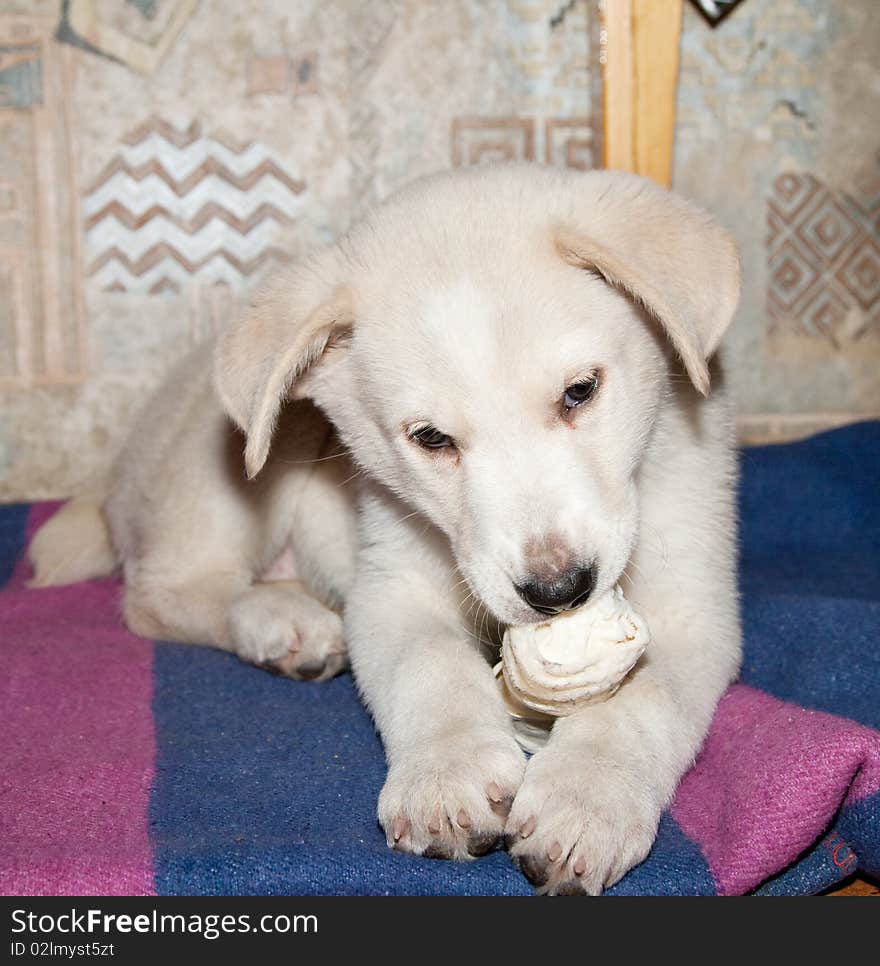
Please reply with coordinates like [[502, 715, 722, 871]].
[[1, 423, 878, 896]]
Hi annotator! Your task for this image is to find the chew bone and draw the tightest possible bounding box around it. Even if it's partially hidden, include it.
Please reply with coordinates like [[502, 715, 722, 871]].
[[500, 585, 650, 719]]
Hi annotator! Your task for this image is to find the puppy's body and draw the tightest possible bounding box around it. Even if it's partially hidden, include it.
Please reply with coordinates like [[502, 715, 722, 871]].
[[99, 345, 357, 677], [31, 165, 741, 894]]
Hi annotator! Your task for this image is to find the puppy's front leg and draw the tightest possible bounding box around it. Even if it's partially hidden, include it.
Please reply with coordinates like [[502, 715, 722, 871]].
[[505, 597, 740, 894], [346, 535, 526, 859]]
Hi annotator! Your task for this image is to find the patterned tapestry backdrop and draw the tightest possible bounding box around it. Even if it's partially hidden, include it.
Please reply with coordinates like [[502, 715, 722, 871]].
[[0, 0, 877, 499]]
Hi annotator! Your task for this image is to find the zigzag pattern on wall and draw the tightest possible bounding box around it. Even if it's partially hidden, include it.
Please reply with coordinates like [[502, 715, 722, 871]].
[[82, 117, 307, 294]]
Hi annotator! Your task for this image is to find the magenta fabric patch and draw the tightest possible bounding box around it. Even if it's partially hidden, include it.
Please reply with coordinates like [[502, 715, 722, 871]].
[[671, 684, 880, 895], [0, 506, 156, 896]]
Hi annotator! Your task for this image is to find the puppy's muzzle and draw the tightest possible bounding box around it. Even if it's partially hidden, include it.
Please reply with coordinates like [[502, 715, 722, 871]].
[[515, 565, 596, 616]]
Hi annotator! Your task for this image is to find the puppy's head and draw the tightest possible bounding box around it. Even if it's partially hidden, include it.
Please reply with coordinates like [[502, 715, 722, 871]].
[[216, 166, 740, 624]]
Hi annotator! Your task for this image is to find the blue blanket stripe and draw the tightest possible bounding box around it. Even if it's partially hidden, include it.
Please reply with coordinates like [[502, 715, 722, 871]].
[[738, 422, 880, 731], [0, 502, 29, 588], [837, 791, 880, 880], [739, 421, 880, 588], [150, 642, 714, 895], [606, 814, 717, 895], [150, 643, 535, 895], [752, 825, 859, 897], [739, 595, 880, 732]]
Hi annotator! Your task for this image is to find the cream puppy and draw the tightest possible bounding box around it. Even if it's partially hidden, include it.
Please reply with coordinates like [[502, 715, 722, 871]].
[[30, 164, 741, 895]]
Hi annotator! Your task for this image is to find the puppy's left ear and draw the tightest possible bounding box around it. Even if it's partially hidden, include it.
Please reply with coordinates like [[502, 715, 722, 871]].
[[556, 172, 740, 395], [214, 245, 353, 479]]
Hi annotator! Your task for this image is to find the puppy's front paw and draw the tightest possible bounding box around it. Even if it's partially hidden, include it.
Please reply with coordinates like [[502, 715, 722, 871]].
[[379, 732, 526, 861], [505, 746, 659, 895], [228, 583, 347, 682]]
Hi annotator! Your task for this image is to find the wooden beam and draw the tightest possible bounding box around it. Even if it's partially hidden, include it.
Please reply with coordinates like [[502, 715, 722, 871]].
[[601, 0, 683, 187]]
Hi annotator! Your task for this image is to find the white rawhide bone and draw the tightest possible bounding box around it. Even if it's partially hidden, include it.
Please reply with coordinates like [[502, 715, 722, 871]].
[[500, 585, 650, 719]]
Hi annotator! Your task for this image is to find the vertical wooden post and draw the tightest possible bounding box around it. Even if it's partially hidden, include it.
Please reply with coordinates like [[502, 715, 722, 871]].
[[601, 0, 683, 187]]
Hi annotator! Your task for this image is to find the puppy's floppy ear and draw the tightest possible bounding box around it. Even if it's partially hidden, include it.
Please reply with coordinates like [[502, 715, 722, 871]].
[[214, 246, 352, 479], [556, 171, 740, 395]]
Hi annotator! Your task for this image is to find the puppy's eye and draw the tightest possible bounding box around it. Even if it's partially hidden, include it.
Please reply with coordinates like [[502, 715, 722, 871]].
[[409, 425, 455, 450], [563, 374, 600, 410]]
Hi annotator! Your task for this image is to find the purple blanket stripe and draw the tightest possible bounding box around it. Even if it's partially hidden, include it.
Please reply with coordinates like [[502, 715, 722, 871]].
[[0, 505, 156, 896], [672, 685, 880, 895]]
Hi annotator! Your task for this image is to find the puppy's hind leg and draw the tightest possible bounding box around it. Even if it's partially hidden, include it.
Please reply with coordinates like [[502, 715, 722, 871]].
[[228, 580, 347, 681], [124, 572, 346, 682]]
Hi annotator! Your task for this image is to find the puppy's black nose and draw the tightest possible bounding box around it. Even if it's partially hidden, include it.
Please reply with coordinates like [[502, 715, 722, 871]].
[[515, 566, 596, 616]]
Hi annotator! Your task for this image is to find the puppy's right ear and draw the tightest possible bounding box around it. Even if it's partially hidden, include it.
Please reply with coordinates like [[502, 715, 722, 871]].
[[214, 246, 352, 479]]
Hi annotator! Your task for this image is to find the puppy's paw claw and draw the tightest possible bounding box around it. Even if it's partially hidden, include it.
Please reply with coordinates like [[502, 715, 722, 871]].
[[506, 747, 658, 896], [514, 852, 551, 888], [466, 830, 501, 857], [555, 879, 588, 896], [379, 732, 526, 861]]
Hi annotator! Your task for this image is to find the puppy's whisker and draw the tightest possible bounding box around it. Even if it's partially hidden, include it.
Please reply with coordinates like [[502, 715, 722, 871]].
[[447, 576, 472, 602], [478, 602, 492, 649], [469, 597, 483, 627], [337, 468, 367, 488], [278, 451, 350, 465], [636, 521, 671, 567], [465, 592, 483, 623], [457, 619, 491, 648]]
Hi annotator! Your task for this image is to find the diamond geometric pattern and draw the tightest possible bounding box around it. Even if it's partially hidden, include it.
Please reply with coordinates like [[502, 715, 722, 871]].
[[836, 238, 880, 312], [767, 162, 880, 340]]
